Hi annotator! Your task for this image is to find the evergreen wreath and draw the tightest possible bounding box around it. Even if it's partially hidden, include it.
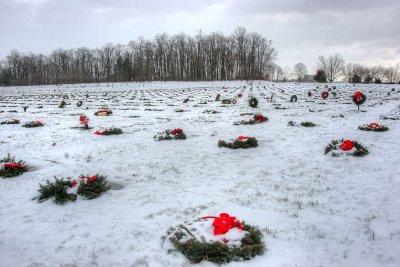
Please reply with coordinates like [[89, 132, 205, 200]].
[[37, 178, 77, 204], [221, 99, 232, 104], [234, 114, 268, 125], [76, 100, 83, 107], [248, 97, 258, 108], [290, 95, 298, 102], [94, 128, 123, 135], [353, 91, 367, 112], [154, 128, 186, 141], [0, 154, 27, 178], [1, 119, 20, 124], [358, 123, 388, 132], [22, 121, 44, 127], [300, 121, 317, 127], [77, 175, 111, 199], [215, 94, 221, 101], [94, 109, 113, 116], [165, 218, 265, 264], [321, 91, 329, 99], [218, 136, 258, 149], [325, 139, 369, 157]]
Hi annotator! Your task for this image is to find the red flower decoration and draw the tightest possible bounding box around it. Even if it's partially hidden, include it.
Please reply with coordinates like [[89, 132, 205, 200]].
[[200, 213, 243, 235], [237, 136, 251, 141], [369, 123, 380, 128], [354, 91, 363, 103], [3, 163, 25, 169], [340, 140, 354, 151], [308, 91, 312, 97], [171, 128, 183, 135], [79, 115, 89, 126], [71, 180, 78, 187]]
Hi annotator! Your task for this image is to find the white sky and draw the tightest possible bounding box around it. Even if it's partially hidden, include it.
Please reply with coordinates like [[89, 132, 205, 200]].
[[1, 0, 399, 73]]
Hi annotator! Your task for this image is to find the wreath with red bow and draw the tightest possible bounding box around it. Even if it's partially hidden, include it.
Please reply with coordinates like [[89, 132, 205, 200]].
[[234, 114, 268, 125], [94, 128, 123, 135], [165, 213, 265, 264], [22, 120, 44, 128], [0, 154, 27, 178], [321, 91, 329, 99], [154, 128, 186, 141], [37, 174, 111, 204], [325, 139, 369, 157], [359, 123, 388, 132], [353, 91, 366, 111], [218, 136, 258, 149]]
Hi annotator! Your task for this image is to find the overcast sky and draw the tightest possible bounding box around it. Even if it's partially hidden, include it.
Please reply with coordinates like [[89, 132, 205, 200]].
[[1, 0, 399, 73]]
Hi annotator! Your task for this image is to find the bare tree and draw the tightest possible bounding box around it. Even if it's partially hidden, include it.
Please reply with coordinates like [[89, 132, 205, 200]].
[[281, 65, 291, 82], [384, 63, 400, 83], [317, 53, 345, 82], [293, 62, 307, 83]]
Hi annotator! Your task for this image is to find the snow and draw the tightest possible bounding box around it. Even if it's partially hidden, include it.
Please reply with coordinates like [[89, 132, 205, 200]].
[[1, 81, 400, 267]]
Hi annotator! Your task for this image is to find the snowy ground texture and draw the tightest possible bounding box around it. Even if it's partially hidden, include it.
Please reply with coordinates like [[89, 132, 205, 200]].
[[1, 81, 400, 267]]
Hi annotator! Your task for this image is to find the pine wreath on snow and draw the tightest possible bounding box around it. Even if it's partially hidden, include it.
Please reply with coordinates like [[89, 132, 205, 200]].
[[218, 136, 258, 149], [358, 123, 388, 132], [22, 121, 44, 127], [164, 216, 265, 264], [94, 128, 123, 135], [0, 154, 27, 178], [234, 114, 268, 125], [1, 119, 20, 124], [325, 139, 369, 157], [154, 128, 186, 141]]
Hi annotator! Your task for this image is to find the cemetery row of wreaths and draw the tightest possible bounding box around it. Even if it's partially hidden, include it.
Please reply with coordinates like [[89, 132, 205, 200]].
[[0, 92, 392, 265]]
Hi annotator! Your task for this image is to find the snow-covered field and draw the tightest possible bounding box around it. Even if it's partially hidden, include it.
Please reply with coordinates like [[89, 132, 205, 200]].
[[1, 81, 400, 267]]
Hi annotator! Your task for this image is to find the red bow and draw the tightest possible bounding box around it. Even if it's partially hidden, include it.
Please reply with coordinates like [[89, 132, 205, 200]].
[[79, 175, 97, 184], [354, 91, 363, 103], [237, 136, 250, 141], [171, 128, 183, 135], [3, 163, 25, 169], [340, 140, 354, 151], [79, 115, 89, 126], [369, 123, 379, 128], [71, 180, 78, 187], [94, 129, 107, 135], [200, 213, 243, 235], [34, 121, 44, 125], [254, 115, 266, 122]]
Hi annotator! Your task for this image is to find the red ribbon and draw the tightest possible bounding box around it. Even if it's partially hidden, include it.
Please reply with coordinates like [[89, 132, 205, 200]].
[[79, 115, 89, 126], [3, 163, 25, 169], [237, 136, 251, 141], [354, 91, 363, 103], [200, 213, 243, 235], [79, 175, 97, 184], [34, 121, 44, 125], [171, 128, 183, 135], [94, 129, 107, 135], [254, 115, 266, 122], [369, 123, 379, 128], [71, 180, 78, 187], [340, 140, 354, 151]]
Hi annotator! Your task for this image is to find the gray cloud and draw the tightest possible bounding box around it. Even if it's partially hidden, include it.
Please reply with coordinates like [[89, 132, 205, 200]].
[[1, 0, 399, 73]]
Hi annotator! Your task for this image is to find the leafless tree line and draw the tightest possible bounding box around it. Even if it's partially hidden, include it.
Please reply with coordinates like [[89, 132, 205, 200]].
[[269, 53, 399, 84], [0, 27, 278, 86]]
